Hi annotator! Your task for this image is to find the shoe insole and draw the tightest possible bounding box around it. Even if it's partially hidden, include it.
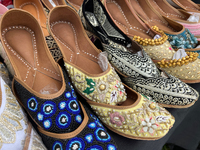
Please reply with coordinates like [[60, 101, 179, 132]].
[[129, 0, 174, 33], [106, 0, 152, 39], [4, 27, 62, 94], [68, 0, 83, 10], [174, 0, 200, 11], [51, 22, 103, 74], [19, 2, 49, 36]]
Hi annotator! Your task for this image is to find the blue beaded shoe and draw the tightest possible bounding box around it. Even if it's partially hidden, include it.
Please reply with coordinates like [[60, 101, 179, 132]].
[[0, 9, 117, 149]]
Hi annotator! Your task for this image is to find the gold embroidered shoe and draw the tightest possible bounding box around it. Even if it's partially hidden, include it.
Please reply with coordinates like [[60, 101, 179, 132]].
[[48, 5, 127, 105], [0, 76, 47, 150], [88, 84, 175, 140], [102, 0, 176, 62]]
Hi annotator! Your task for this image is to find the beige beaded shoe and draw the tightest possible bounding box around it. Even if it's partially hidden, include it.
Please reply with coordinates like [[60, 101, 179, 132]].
[[102, 0, 175, 62]]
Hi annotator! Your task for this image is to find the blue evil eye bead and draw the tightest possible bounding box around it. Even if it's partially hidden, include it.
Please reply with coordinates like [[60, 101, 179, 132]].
[[88, 122, 96, 129], [27, 97, 38, 112], [90, 114, 99, 122], [43, 119, 52, 129], [85, 134, 93, 143], [65, 92, 72, 99], [86, 145, 103, 150], [95, 128, 111, 142], [107, 144, 117, 150], [72, 90, 77, 98], [59, 101, 67, 110], [42, 101, 56, 117], [37, 113, 44, 121], [56, 112, 71, 129], [53, 141, 63, 150], [66, 137, 85, 150], [75, 115, 82, 123], [66, 99, 80, 114]]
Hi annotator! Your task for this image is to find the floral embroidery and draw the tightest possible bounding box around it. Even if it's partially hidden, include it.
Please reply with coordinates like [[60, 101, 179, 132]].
[[156, 116, 171, 123], [110, 112, 125, 126], [140, 117, 160, 136], [114, 80, 125, 96], [96, 80, 109, 102], [83, 78, 96, 95], [110, 91, 118, 103]]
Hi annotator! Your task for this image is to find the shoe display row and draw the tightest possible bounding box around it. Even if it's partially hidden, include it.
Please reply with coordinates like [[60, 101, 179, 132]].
[[0, 0, 199, 149]]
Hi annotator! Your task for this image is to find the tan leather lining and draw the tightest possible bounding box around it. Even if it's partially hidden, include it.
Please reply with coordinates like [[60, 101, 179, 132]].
[[49, 6, 108, 75], [41, 0, 65, 10], [14, 0, 49, 36], [38, 102, 88, 139], [66, 0, 83, 11], [172, 0, 200, 11], [0, 9, 64, 95]]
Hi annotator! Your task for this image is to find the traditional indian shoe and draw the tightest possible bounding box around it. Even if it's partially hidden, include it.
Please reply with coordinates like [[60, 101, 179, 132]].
[[48, 6, 175, 140], [145, 0, 200, 41], [48, 5, 127, 105], [0, 76, 47, 150], [0, 9, 117, 149], [0, 4, 8, 17], [128, 0, 199, 52], [14, 0, 62, 61], [41, 0, 66, 10], [78, 0, 199, 107], [102, 0, 176, 62]]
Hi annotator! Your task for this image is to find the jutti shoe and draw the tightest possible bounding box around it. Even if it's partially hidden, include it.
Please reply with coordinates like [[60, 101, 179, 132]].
[[78, 0, 199, 108], [102, 0, 176, 62], [0, 9, 117, 149], [48, 5, 127, 105], [0, 76, 47, 150], [0, 4, 8, 17], [48, 6, 175, 140], [128, 0, 199, 51], [14, 0, 62, 61], [145, 0, 200, 41], [41, 0, 66, 10]]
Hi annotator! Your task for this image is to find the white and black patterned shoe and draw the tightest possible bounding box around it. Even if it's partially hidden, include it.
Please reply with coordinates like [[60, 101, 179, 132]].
[[79, 0, 199, 108]]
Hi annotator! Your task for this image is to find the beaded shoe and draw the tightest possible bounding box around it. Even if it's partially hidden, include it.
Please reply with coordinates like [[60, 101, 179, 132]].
[[48, 6, 175, 140], [79, 0, 199, 108], [14, 0, 62, 61], [48, 5, 127, 105], [0, 9, 117, 149], [102, 0, 176, 61], [146, 0, 200, 41], [0, 76, 47, 150], [129, 0, 199, 52]]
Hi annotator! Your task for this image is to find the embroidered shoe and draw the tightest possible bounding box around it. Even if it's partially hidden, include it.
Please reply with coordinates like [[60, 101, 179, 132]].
[[0, 9, 117, 149], [146, 0, 200, 41], [0, 76, 47, 150], [129, 0, 199, 52], [79, 0, 199, 108], [48, 5, 127, 105], [102, 0, 176, 62], [88, 84, 175, 140], [14, 0, 62, 61]]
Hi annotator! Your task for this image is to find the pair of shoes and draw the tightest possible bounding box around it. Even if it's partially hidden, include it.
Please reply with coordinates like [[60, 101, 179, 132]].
[[78, 0, 199, 105], [0, 62, 47, 150], [102, 0, 176, 62], [48, 5, 175, 140], [145, 0, 200, 41], [128, 0, 199, 52], [0, 9, 117, 149], [101, 0, 200, 83], [14, 0, 62, 61]]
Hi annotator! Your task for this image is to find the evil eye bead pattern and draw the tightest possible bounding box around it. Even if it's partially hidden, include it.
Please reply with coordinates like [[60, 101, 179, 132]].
[[75, 115, 82, 123], [95, 128, 111, 142], [43, 119, 52, 129], [66, 137, 85, 150], [42, 101, 56, 117], [85, 134, 94, 143], [56, 112, 71, 129], [27, 97, 38, 112], [66, 99, 80, 114], [107, 144, 117, 150], [86, 145, 103, 150], [53, 141, 63, 150]]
